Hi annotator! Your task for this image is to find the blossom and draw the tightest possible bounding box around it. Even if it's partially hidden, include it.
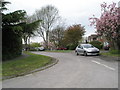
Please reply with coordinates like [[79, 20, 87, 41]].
[[89, 2, 120, 39]]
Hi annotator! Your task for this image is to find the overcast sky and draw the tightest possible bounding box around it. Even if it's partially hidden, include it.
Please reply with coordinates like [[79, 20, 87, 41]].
[[6, 0, 119, 43]]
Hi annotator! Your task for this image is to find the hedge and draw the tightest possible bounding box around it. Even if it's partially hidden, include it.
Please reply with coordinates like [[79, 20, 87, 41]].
[[89, 40, 103, 49], [2, 29, 22, 61]]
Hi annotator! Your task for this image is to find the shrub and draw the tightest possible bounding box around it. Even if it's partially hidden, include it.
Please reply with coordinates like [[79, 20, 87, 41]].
[[30, 43, 41, 48], [67, 44, 78, 50], [89, 40, 103, 49], [2, 30, 22, 61]]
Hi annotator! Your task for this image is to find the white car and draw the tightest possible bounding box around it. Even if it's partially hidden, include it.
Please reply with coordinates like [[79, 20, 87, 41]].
[[35, 46, 45, 51], [75, 44, 100, 56]]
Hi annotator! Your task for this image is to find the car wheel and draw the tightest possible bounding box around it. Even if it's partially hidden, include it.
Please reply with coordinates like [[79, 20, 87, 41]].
[[76, 51, 79, 56], [84, 51, 87, 56]]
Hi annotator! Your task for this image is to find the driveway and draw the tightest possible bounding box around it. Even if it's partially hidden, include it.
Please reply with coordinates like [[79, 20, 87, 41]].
[[2, 51, 118, 88]]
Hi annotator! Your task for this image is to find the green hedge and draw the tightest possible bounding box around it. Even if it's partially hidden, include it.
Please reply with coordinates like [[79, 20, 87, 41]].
[[2, 29, 22, 61], [67, 44, 78, 50], [30, 43, 41, 47], [89, 40, 103, 49]]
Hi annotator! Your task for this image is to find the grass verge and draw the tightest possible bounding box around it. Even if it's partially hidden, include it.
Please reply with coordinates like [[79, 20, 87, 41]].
[[2, 51, 53, 79], [101, 50, 120, 57], [46, 50, 73, 53]]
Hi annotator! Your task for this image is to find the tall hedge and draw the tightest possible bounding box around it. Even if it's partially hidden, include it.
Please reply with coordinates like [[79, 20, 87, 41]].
[[2, 29, 22, 61], [89, 40, 103, 49]]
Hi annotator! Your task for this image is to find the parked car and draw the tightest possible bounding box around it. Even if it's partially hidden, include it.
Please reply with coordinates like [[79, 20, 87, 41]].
[[35, 46, 45, 51], [75, 44, 100, 56], [103, 42, 110, 50], [56, 47, 67, 50], [104, 45, 110, 50]]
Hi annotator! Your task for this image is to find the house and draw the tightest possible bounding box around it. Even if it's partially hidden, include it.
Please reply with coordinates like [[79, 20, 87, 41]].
[[88, 34, 98, 42], [88, 34, 108, 43]]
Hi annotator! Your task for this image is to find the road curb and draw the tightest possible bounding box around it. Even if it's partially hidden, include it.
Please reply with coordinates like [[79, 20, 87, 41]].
[[2, 58, 59, 80]]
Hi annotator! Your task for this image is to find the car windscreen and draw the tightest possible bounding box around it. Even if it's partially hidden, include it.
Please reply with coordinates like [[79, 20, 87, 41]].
[[83, 45, 94, 48]]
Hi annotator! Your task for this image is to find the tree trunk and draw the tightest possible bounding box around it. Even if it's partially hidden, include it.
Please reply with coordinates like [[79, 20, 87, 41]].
[[46, 31, 49, 49], [117, 40, 120, 50], [111, 38, 120, 50], [23, 36, 28, 51], [28, 36, 31, 51], [109, 38, 120, 50]]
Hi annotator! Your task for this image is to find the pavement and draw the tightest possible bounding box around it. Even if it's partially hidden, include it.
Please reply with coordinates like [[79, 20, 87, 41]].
[[2, 51, 118, 88]]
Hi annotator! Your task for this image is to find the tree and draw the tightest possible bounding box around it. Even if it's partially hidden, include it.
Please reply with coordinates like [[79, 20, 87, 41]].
[[0, 0, 10, 12], [89, 2, 120, 50], [2, 1, 40, 60], [22, 16, 41, 51], [64, 24, 85, 50], [49, 25, 65, 48], [2, 6, 27, 60], [34, 5, 59, 49]]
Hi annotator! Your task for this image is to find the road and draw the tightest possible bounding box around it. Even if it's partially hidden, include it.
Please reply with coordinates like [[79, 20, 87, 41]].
[[2, 51, 118, 88]]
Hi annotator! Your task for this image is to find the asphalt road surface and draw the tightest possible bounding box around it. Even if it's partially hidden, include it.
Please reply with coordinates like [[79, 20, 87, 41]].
[[2, 51, 118, 88]]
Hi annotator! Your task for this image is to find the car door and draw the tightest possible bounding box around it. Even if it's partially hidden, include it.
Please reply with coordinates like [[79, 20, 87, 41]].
[[79, 45, 84, 54], [77, 45, 84, 54]]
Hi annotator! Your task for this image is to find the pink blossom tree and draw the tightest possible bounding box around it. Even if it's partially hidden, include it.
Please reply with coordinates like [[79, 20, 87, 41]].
[[89, 2, 120, 50]]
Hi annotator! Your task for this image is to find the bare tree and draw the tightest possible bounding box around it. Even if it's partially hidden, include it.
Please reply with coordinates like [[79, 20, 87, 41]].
[[34, 5, 59, 49], [49, 25, 65, 48]]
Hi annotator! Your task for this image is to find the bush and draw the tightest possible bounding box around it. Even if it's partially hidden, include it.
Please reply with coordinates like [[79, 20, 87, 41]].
[[29, 48, 37, 51], [89, 40, 103, 49], [29, 43, 41, 51], [67, 44, 78, 50], [2, 30, 22, 61], [30, 43, 41, 48]]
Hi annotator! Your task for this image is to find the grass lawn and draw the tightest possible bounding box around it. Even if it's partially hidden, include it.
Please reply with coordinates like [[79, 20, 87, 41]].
[[46, 50, 73, 53], [2, 51, 53, 79], [101, 50, 120, 57]]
